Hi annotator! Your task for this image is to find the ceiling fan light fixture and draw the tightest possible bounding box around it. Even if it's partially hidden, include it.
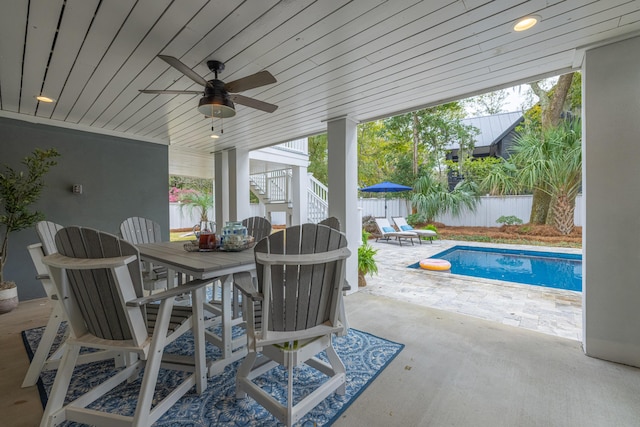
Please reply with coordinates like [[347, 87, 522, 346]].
[[198, 92, 236, 118]]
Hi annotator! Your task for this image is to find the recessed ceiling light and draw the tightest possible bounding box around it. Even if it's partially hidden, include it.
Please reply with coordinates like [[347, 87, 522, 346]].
[[210, 134, 220, 139], [36, 95, 55, 103], [513, 15, 540, 32]]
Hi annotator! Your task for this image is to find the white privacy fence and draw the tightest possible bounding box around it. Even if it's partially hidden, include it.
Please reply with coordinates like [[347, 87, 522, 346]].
[[433, 194, 583, 227], [170, 195, 584, 229]]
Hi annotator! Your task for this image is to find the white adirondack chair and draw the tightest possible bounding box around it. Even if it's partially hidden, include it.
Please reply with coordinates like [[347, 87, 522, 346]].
[[39, 226, 210, 427], [22, 221, 122, 388], [228, 216, 273, 317], [120, 216, 169, 291], [234, 223, 350, 426]]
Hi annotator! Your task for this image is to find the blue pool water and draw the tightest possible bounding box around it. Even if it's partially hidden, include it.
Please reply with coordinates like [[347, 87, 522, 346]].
[[408, 245, 582, 291]]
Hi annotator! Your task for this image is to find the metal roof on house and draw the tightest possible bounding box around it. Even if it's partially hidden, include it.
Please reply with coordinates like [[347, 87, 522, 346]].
[[447, 111, 524, 150]]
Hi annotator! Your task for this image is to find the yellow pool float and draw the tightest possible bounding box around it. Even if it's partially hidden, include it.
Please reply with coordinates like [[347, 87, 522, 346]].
[[419, 258, 451, 271]]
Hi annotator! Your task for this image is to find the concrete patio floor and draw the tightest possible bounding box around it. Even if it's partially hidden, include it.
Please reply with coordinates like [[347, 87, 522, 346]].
[[358, 239, 583, 342]]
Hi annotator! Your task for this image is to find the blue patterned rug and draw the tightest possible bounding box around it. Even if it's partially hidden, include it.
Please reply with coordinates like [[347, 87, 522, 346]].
[[22, 325, 403, 426]]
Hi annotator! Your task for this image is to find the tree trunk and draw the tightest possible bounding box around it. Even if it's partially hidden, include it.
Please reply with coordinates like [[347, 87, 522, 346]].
[[529, 188, 552, 224], [552, 193, 576, 235], [412, 112, 419, 177], [527, 72, 576, 224], [358, 271, 367, 287], [543, 73, 574, 128]]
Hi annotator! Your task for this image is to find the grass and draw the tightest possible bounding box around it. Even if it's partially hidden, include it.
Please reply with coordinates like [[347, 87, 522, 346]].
[[170, 230, 196, 242]]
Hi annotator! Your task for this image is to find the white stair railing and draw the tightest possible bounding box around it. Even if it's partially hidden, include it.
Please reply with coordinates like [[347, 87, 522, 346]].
[[250, 169, 291, 204], [250, 170, 328, 223], [307, 174, 328, 223]]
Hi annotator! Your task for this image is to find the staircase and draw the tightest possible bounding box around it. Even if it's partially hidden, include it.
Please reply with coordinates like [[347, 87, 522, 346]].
[[249, 170, 328, 223]]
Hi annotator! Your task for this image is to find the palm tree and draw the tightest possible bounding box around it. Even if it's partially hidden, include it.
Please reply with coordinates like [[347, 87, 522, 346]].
[[411, 174, 479, 223], [178, 190, 214, 222], [481, 120, 582, 234]]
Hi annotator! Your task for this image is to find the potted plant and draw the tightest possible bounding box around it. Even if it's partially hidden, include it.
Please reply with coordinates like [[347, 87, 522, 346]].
[[0, 148, 59, 314], [177, 190, 215, 236], [358, 229, 378, 287]]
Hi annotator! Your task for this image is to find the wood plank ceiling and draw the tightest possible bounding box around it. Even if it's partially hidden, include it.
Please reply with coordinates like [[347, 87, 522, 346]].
[[1, 0, 639, 160]]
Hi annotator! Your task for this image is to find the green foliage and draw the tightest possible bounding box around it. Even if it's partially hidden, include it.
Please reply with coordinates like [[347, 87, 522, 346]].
[[425, 224, 438, 233], [481, 119, 582, 233], [446, 156, 503, 191], [381, 102, 477, 178], [463, 89, 509, 116], [169, 175, 213, 194], [411, 173, 479, 223], [496, 215, 523, 226], [358, 230, 378, 276], [307, 134, 328, 186], [178, 191, 214, 222], [0, 148, 60, 283]]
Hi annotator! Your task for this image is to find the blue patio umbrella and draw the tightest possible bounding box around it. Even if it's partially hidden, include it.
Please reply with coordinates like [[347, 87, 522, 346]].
[[360, 181, 413, 218]]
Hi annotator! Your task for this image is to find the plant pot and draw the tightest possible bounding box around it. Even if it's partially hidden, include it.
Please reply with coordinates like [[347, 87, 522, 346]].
[[0, 283, 19, 314]]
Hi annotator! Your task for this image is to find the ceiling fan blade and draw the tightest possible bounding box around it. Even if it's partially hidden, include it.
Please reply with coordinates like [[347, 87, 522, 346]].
[[158, 55, 210, 87], [230, 94, 278, 113], [225, 70, 276, 93], [139, 89, 202, 94]]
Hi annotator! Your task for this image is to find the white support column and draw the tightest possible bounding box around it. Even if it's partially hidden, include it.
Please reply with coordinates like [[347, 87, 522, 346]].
[[583, 35, 640, 367], [228, 148, 250, 221], [291, 165, 308, 225], [214, 151, 229, 229], [327, 115, 359, 292]]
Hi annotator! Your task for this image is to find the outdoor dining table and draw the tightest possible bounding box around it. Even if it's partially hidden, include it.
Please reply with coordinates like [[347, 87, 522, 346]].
[[136, 241, 255, 376]]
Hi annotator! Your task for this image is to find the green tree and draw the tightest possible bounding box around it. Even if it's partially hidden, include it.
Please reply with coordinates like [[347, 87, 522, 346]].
[[463, 89, 509, 116], [525, 72, 579, 224], [307, 134, 328, 186], [1, 148, 60, 284], [481, 120, 582, 234], [178, 191, 214, 222], [382, 102, 476, 180], [411, 173, 479, 223]]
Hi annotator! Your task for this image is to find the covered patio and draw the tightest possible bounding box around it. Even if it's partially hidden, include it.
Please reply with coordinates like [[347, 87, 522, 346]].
[[2, 1, 640, 424]]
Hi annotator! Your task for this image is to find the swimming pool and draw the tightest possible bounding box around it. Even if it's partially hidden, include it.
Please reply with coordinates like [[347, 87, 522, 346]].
[[408, 245, 582, 291]]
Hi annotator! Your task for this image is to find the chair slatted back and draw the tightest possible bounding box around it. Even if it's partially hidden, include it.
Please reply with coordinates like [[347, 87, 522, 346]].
[[319, 216, 341, 231], [54, 227, 145, 341], [36, 221, 63, 255], [255, 224, 348, 332], [242, 216, 272, 242], [120, 217, 162, 244]]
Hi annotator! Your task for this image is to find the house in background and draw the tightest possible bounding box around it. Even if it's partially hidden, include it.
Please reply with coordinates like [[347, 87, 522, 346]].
[[446, 111, 524, 189]]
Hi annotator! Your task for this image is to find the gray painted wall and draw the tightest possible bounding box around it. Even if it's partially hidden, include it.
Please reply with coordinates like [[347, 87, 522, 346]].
[[583, 35, 640, 367], [0, 117, 169, 300]]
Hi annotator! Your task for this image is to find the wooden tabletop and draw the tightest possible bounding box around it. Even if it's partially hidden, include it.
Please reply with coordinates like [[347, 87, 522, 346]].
[[136, 241, 255, 279]]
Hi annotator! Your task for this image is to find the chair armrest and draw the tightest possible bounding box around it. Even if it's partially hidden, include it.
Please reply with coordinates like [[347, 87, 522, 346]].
[[126, 278, 211, 307], [255, 247, 351, 266], [233, 272, 262, 301], [43, 253, 138, 270]]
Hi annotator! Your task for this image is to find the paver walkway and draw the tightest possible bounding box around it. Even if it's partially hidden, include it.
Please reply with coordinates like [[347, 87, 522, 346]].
[[359, 238, 583, 341]]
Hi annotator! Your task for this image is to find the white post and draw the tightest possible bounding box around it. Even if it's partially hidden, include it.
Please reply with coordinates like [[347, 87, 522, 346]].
[[228, 148, 250, 221], [291, 165, 308, 225], [214, 151, 229, 229], [583, 35, 640, 367], [327, 115, 359, 292]]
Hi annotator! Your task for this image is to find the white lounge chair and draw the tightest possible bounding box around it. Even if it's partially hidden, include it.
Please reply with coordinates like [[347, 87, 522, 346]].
[[373, 217, 420, 246], [392, 216, 437, 243]]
